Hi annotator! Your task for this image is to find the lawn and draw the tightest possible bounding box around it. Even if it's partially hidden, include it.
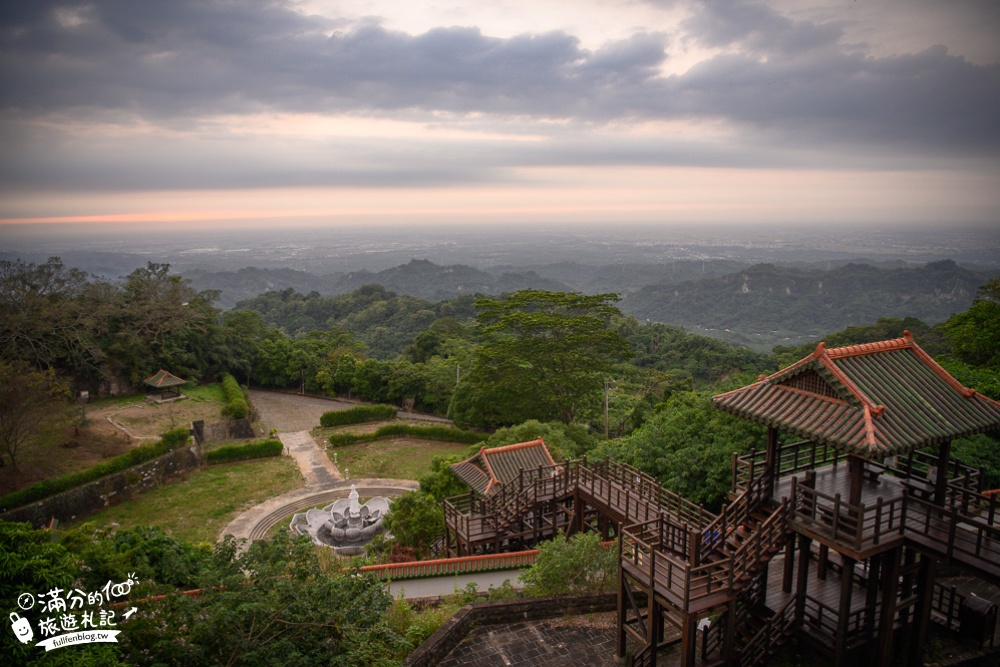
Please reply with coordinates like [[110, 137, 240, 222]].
[[327, 437, 472, 481], [81, 456, 304, 544], [0, 383, 232, 496]]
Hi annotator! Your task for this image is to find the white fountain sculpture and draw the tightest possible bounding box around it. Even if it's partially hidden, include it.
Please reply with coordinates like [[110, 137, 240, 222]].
[[289, 485, 391, 554]]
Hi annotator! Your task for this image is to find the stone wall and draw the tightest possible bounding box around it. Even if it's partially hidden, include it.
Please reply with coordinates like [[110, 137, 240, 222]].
[[0, 444, 203, 528], [404, 592, 621, 667], [191, 418, 256, 444]]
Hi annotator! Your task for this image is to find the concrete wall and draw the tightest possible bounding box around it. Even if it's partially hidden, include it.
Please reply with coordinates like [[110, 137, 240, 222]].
[[0, 444, 203, 528], [404, 592, 621, 667], [191, 418, 256, 444]]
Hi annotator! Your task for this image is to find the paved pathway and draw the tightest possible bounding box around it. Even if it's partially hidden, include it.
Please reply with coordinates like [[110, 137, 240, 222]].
[[438, 614, 637, 667], [279, 430, 341, 485]]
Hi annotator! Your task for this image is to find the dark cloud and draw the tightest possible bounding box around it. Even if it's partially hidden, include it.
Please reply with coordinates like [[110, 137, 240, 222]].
[[0, 0, 998, 179], [681, 0, 843, 55]]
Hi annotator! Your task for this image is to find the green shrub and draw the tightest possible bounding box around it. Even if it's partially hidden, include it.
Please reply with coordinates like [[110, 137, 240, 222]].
[[329, 423, 481, 447], [220, 373, 250, 419], [320, 404, 398, 427], [0, 427, 190, 511], [519, 532, 617, 595], [204, 439, 283, 464]]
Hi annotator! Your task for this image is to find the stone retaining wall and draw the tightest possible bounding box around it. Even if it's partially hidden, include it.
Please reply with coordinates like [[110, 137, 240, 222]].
[[192, 418, 256, 444], [0, 444, 203, 528], [404, 592, 622, 667]]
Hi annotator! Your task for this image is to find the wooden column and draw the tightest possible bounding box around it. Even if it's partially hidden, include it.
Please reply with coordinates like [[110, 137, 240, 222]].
[[908, 555, 936, 667], [766, 426, 780, 498], [934, 440, 952, 506], [647, 596, 659, 667], [782, 536, 796, 593], [615, 556, 628, 664], [680, 613, 698, 667], [835, 556, 856, 667], [875, 546, 902, 666], [794, 533, 812, 627], [848, 454, 864, 506], [723, 598, 737, 664], [864, 554, 882, 640]]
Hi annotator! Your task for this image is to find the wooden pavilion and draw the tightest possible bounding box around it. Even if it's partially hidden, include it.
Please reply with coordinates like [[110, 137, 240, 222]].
[[443, 333, 1000, 666], [143, 369, 188, 403], [708, 331, 1000, 666]]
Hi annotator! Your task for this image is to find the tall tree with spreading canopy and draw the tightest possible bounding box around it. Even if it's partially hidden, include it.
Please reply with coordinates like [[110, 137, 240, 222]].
[[0, 363, 69, 473], [450, 290, 630, 427]]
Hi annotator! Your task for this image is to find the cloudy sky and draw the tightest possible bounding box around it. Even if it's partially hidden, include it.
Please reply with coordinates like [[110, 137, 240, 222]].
[[1, 0, 998, 230]]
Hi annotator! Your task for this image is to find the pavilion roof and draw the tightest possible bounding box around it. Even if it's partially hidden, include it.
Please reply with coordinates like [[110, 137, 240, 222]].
[[712, 332, 1000, 459], [450, 438, 556, 496], [143, 369, 187, 389]]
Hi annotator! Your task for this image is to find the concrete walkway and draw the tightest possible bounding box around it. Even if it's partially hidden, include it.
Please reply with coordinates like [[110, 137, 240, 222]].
[[279, 430, 341, 485]]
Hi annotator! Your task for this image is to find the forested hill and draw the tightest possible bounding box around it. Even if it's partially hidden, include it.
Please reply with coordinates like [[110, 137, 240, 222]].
[[185, 259, 568, 308], [620, 260, 994, 351]]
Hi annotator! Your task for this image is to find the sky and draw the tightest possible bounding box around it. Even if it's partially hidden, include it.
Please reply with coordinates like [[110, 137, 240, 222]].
[[0, 0, 999, 231]]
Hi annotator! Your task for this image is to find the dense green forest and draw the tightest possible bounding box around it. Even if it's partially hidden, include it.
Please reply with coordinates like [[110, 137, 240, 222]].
[[2, 255, 999, 666], [3, 255, 998, 505]]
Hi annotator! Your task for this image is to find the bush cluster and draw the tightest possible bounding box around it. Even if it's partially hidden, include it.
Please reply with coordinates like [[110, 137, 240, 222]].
[[320, 403, 397, 427], [329, 423, 481, 448], [204, 439, 283, 465], [0, 427, 190, 511], [220, 373, 251, 419]]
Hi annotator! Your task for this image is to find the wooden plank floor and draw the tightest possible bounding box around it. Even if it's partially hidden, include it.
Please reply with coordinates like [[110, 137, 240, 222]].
[[772, 463, 908, 508], [764, 550, 870, 615]]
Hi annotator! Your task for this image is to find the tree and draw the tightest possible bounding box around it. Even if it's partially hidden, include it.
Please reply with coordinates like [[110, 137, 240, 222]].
[[596, 389, 765, 509], [519, 532, 617, 595], [452, 290, 630, 427], [944, 278, 1000, 368], [0, 363, 69, 473], [382, 491, 444, 558]]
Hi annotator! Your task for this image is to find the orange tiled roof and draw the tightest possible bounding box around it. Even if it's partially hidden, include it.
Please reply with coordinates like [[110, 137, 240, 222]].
[[712, 332, 1000, 458], [450, 438, 556, 495]]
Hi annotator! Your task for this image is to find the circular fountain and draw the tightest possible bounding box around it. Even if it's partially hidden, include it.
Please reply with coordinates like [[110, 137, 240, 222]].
[[289, 485, 391, 554]]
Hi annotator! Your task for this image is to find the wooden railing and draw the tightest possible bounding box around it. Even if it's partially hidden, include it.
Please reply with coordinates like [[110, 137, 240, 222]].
[[734, 442, 983, 498], [729, 497, 791, 586], [789, 476, 906, 553], [903, 489, 1000, 566], [733, 440, 839, 493], [737, 596, 797, 667], [445, 457, 716, 550], [701, 464, 773, 563], [802, 593, 870, 651], [930, 582, 966, 633]]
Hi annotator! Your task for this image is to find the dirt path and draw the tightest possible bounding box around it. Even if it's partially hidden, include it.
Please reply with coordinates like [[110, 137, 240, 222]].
[[249, 390, 451, 432]]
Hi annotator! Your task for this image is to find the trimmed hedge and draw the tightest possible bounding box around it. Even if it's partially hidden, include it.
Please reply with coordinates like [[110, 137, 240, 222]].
[[204, 439, 283, 465], [0, 427, 191, 512], [221, 373, 250, 419], [320, 404, 397, 427], [329, 423, 482, 448]]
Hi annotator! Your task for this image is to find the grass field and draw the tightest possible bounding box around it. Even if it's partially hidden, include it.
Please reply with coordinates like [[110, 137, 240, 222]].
[[81, 456, 304, 544], [0, 383, 231, 496], [326, 437, 471, 481]]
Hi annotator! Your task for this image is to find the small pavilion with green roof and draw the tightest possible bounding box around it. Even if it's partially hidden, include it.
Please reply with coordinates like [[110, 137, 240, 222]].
[[143, 369, 188, 403]]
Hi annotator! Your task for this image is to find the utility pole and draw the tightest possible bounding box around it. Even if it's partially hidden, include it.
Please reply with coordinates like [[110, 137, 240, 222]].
[[604, 380, 611, 439]]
